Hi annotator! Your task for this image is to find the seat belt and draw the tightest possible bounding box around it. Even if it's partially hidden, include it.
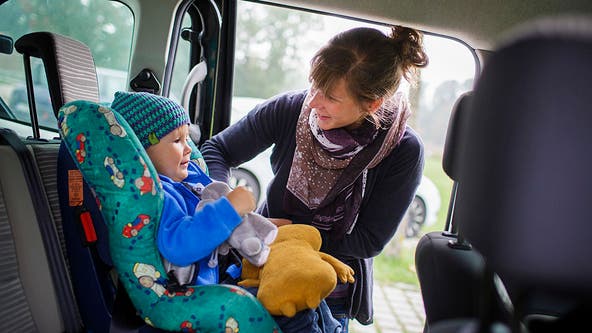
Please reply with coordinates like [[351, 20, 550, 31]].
[[57, 143, 115, 332], [0, 128, 81, 333]]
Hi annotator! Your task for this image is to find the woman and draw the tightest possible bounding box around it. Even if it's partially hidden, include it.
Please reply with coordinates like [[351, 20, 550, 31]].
[[201, 25, 428, 330]]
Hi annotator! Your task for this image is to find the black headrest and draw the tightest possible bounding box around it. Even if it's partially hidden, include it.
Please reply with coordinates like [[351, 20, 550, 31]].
[[15, 32, 99, 117], [456, 17, 592, 297], [0, 34, 13, 54], [442, 92, 471, 181]]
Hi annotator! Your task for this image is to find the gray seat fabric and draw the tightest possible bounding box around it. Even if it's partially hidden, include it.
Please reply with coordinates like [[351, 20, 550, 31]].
[[33, 144, 68, 258], [0, 146, 40, 333], [0, 142, 62, 333]]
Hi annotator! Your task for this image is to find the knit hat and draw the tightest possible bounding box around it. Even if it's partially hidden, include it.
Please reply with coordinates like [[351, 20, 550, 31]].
[[111, 91, 190, 148]]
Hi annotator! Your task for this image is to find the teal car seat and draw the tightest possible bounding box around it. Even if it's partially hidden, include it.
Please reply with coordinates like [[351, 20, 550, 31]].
[[58, 100, 281, 333]]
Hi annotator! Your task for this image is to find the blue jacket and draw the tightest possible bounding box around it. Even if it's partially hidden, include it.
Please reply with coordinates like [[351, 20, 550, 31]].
[[157, 161, 242, 284]]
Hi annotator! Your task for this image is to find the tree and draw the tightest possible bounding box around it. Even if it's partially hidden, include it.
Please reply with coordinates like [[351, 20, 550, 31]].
[[233, 3, 323, 98], [416, 78, 472, 153], [0, 0, 133, 71]]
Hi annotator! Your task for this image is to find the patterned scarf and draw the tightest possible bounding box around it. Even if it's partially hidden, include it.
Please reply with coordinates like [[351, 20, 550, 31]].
[[308, 108, 378, 159], [284, 91, 410, 239]]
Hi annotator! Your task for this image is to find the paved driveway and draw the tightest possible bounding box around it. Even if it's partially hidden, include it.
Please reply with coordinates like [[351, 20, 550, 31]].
[[350, 282, 425, 333]]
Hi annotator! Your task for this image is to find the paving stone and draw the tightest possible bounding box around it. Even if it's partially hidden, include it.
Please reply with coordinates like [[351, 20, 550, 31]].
[[349, 281, 425, 333]]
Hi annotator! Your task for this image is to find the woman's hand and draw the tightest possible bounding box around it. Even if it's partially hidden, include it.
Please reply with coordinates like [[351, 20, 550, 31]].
[[268, 218, 292, 227], [226, 186, 256, 216]]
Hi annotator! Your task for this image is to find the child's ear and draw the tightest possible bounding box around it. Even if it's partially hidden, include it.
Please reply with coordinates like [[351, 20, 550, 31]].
[[145, 145, 155, 160]]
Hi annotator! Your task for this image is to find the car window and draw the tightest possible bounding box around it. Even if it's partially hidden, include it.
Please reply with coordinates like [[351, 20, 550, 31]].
[[0, 0, 133, 139], [167, 1, 225, 145], [230, 0, 476, 290], [232, 0, 475, 206], [169, 14, 193, 104]]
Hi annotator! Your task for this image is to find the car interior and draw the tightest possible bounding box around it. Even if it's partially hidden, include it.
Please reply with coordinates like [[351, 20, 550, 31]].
[[1, 0, 591, 332]]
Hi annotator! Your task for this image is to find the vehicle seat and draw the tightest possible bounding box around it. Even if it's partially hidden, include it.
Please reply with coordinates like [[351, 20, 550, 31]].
[[430, 16, 592, 333], [0, 31, 99, 332], [8, 30, 225, 333], [58, 98, 282, 332], [6, 31, 112, 332], [0, 131, 66, 332], [415, 93, 509, 332]]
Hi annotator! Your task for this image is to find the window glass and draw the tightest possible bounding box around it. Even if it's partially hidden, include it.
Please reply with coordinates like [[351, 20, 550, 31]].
[[231, 0, 476, 298], [169, 14, 193, 103], [0, 0, 133, 138]]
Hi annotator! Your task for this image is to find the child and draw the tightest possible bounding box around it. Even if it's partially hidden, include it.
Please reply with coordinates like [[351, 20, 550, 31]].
[[110, 91, 339, 333], [111, 91, 255, 286]]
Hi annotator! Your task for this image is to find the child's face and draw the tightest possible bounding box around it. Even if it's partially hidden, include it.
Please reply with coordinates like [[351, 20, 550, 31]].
[[146, 125, 192, 182]]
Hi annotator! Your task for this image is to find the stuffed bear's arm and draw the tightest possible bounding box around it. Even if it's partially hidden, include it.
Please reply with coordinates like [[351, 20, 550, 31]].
[[237, 278, 261, 288], [238, 259, 261, 287], [318, 253, 355, 284], [279, 302, 298, 318]]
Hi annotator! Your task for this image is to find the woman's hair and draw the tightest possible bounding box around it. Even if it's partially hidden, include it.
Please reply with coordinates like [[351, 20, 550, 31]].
[[309, 25, 429, 110]]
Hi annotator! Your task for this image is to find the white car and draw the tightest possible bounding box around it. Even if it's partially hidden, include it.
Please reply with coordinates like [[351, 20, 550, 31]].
[[229, 96, 441, 238], [406, 175, 441, 238]]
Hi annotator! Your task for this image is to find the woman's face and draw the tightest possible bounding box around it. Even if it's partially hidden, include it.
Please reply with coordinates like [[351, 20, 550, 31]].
[[308, 78, 366, 131]]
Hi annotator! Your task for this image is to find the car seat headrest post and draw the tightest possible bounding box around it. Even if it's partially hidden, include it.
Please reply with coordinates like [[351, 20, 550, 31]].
[[21, 54, 41, 139]]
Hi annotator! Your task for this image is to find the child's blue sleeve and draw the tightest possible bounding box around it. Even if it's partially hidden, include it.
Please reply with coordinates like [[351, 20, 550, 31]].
[[157, 185, 242, 267]]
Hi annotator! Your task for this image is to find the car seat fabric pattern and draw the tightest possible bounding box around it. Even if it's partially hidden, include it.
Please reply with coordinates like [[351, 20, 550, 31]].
[[58, 100, 281, 332]]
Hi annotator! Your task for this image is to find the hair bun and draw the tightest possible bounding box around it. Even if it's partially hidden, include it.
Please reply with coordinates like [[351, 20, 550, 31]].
[[390, 26, 429, 79]]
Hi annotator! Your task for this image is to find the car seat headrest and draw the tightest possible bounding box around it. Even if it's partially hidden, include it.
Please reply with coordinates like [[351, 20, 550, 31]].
[[442, 92, 471, 181], [456, 16, 592, 297], [15, 32, 99, 117], [0, 34, 13, 54]]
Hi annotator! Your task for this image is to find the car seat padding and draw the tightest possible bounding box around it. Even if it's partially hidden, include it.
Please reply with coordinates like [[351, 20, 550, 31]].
[[58, 100, 280, 332]]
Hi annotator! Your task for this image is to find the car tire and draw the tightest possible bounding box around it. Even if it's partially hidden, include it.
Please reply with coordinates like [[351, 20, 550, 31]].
[[405, 196, 427, 238], [229, 167, 261, 203]]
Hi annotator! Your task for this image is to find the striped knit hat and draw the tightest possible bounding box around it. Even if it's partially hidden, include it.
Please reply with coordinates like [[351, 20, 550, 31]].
[[111, 91, 189, 148]]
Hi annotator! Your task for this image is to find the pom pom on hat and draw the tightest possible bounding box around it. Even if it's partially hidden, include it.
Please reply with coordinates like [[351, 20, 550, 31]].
[[111, 91, 190, 148]]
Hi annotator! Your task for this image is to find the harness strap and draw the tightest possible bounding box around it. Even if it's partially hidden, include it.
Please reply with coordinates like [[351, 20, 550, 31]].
[[57, 143, 114, 332]]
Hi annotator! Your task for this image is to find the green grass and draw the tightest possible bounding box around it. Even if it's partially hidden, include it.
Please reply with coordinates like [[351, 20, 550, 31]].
[[375, 242, 419, 285], [374, 153, 452, 286], [422, 154, 453, 234]]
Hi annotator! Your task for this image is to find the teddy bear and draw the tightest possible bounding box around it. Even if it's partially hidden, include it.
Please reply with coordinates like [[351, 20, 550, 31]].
[[196, 181, 278, 267], [238, 224, 355, 317]]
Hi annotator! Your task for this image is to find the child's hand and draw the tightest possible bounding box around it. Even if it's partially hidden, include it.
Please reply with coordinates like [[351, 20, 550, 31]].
[[227, 186, 256, 216], [268, 218, 292, 227]]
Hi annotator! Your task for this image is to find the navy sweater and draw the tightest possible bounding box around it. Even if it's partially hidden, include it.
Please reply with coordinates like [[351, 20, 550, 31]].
[[201, 90, 424, 323]]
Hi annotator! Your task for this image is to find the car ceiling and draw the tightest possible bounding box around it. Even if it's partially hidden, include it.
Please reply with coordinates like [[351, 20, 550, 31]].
[[265, 0, 592, 51]]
